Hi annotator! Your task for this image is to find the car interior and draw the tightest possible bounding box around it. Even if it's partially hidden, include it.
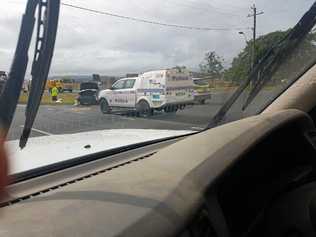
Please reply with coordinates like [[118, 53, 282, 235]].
[[2, 1, 316, 237], [1, 62, 316, 236]]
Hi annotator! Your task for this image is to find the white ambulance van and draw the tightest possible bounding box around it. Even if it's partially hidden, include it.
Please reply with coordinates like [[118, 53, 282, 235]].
[[98, 68, 194, 116]]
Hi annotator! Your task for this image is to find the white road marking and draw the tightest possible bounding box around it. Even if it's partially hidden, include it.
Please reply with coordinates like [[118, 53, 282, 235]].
[[20, 126, 53, 136]]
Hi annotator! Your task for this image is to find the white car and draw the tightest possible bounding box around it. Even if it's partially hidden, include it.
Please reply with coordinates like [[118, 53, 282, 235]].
[[98, 68, 195, 116]]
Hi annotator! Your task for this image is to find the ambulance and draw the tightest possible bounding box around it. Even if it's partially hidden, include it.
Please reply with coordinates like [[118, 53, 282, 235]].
[[98, 68, 194, 116]]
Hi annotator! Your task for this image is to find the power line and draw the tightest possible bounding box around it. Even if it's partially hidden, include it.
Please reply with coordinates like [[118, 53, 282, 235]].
[[61, 2, 249, 31]]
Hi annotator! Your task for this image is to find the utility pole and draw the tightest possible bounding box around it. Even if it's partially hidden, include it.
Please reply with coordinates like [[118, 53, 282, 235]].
[[247, 4, 264, 69]]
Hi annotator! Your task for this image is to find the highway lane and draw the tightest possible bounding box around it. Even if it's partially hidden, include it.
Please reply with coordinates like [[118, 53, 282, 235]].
[[7, 103, 215, 141], [7, 90, 275, 141]]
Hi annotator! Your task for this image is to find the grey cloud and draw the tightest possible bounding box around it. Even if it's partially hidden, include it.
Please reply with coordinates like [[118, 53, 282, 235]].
[[1, 0, 315, 76]]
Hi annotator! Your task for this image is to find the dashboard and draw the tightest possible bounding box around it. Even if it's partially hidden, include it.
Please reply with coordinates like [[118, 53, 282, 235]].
[[1, 109, 316, 237], [217, 122, 316, 236]]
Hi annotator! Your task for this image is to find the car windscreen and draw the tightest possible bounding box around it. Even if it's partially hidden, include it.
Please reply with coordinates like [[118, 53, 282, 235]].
[[2, 0, 316, 178], [124, 79, 136, 89]]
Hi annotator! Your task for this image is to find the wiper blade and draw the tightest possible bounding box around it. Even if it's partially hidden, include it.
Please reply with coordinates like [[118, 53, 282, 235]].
[[0, 0, 38, 137], [0, 0, 60, 147], [20, 0, 60, 148], [208, 1, 316, 128], [242, 2, 316, 110]]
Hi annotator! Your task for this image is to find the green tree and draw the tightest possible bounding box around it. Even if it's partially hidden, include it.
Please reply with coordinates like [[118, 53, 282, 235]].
[[224, 31, 288, 83], [224, 29, 316, 83], [199, 51, 224, 79]]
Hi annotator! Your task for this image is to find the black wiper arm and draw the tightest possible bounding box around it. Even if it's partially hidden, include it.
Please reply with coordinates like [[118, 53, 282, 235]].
[[0, 0, 38, 136], [207, 52, 272, 128], [242, 2, 316, 110], [208, 1, 316, 128], [20, 0, 60, 148]]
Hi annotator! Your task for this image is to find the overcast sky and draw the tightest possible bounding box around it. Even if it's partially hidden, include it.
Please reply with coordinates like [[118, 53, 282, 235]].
[[0, 0, 314, 76]]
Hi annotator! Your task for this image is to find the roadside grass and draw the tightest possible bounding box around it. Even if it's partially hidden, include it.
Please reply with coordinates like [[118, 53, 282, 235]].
[[18, 84, 281, 105], [19, 91, 77, 105]]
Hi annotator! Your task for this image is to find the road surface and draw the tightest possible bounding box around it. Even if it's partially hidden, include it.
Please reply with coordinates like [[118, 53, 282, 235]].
[[7, 90, 275, 141]]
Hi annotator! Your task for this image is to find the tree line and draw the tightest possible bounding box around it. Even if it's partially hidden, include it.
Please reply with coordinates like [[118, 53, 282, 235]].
[[199, 28, 316, 83]]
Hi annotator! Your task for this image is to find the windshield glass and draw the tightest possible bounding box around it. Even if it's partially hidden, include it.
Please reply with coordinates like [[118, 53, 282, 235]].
[[112, 80, 125, 90], [1, 0, 316, 175], [124, 79, 136, 89]]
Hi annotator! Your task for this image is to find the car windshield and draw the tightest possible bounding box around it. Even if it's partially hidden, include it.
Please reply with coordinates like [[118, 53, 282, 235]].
[[1, 0, 316, 175], [112, 80, 125, 89], [124, 79, 136, 89]]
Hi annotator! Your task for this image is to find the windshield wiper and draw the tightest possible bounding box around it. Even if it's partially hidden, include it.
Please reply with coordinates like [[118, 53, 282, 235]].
[[208, 1, 316, 128], [242, 2, 316, 110], [0, 0, 38, 137], [20, 0, 60, 148], [0, 0, 60, 148]]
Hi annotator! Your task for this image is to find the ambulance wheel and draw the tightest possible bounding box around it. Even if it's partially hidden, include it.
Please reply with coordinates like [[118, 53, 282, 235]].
[[137, 101, 153, 117], [100, 99, 111, 114]]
